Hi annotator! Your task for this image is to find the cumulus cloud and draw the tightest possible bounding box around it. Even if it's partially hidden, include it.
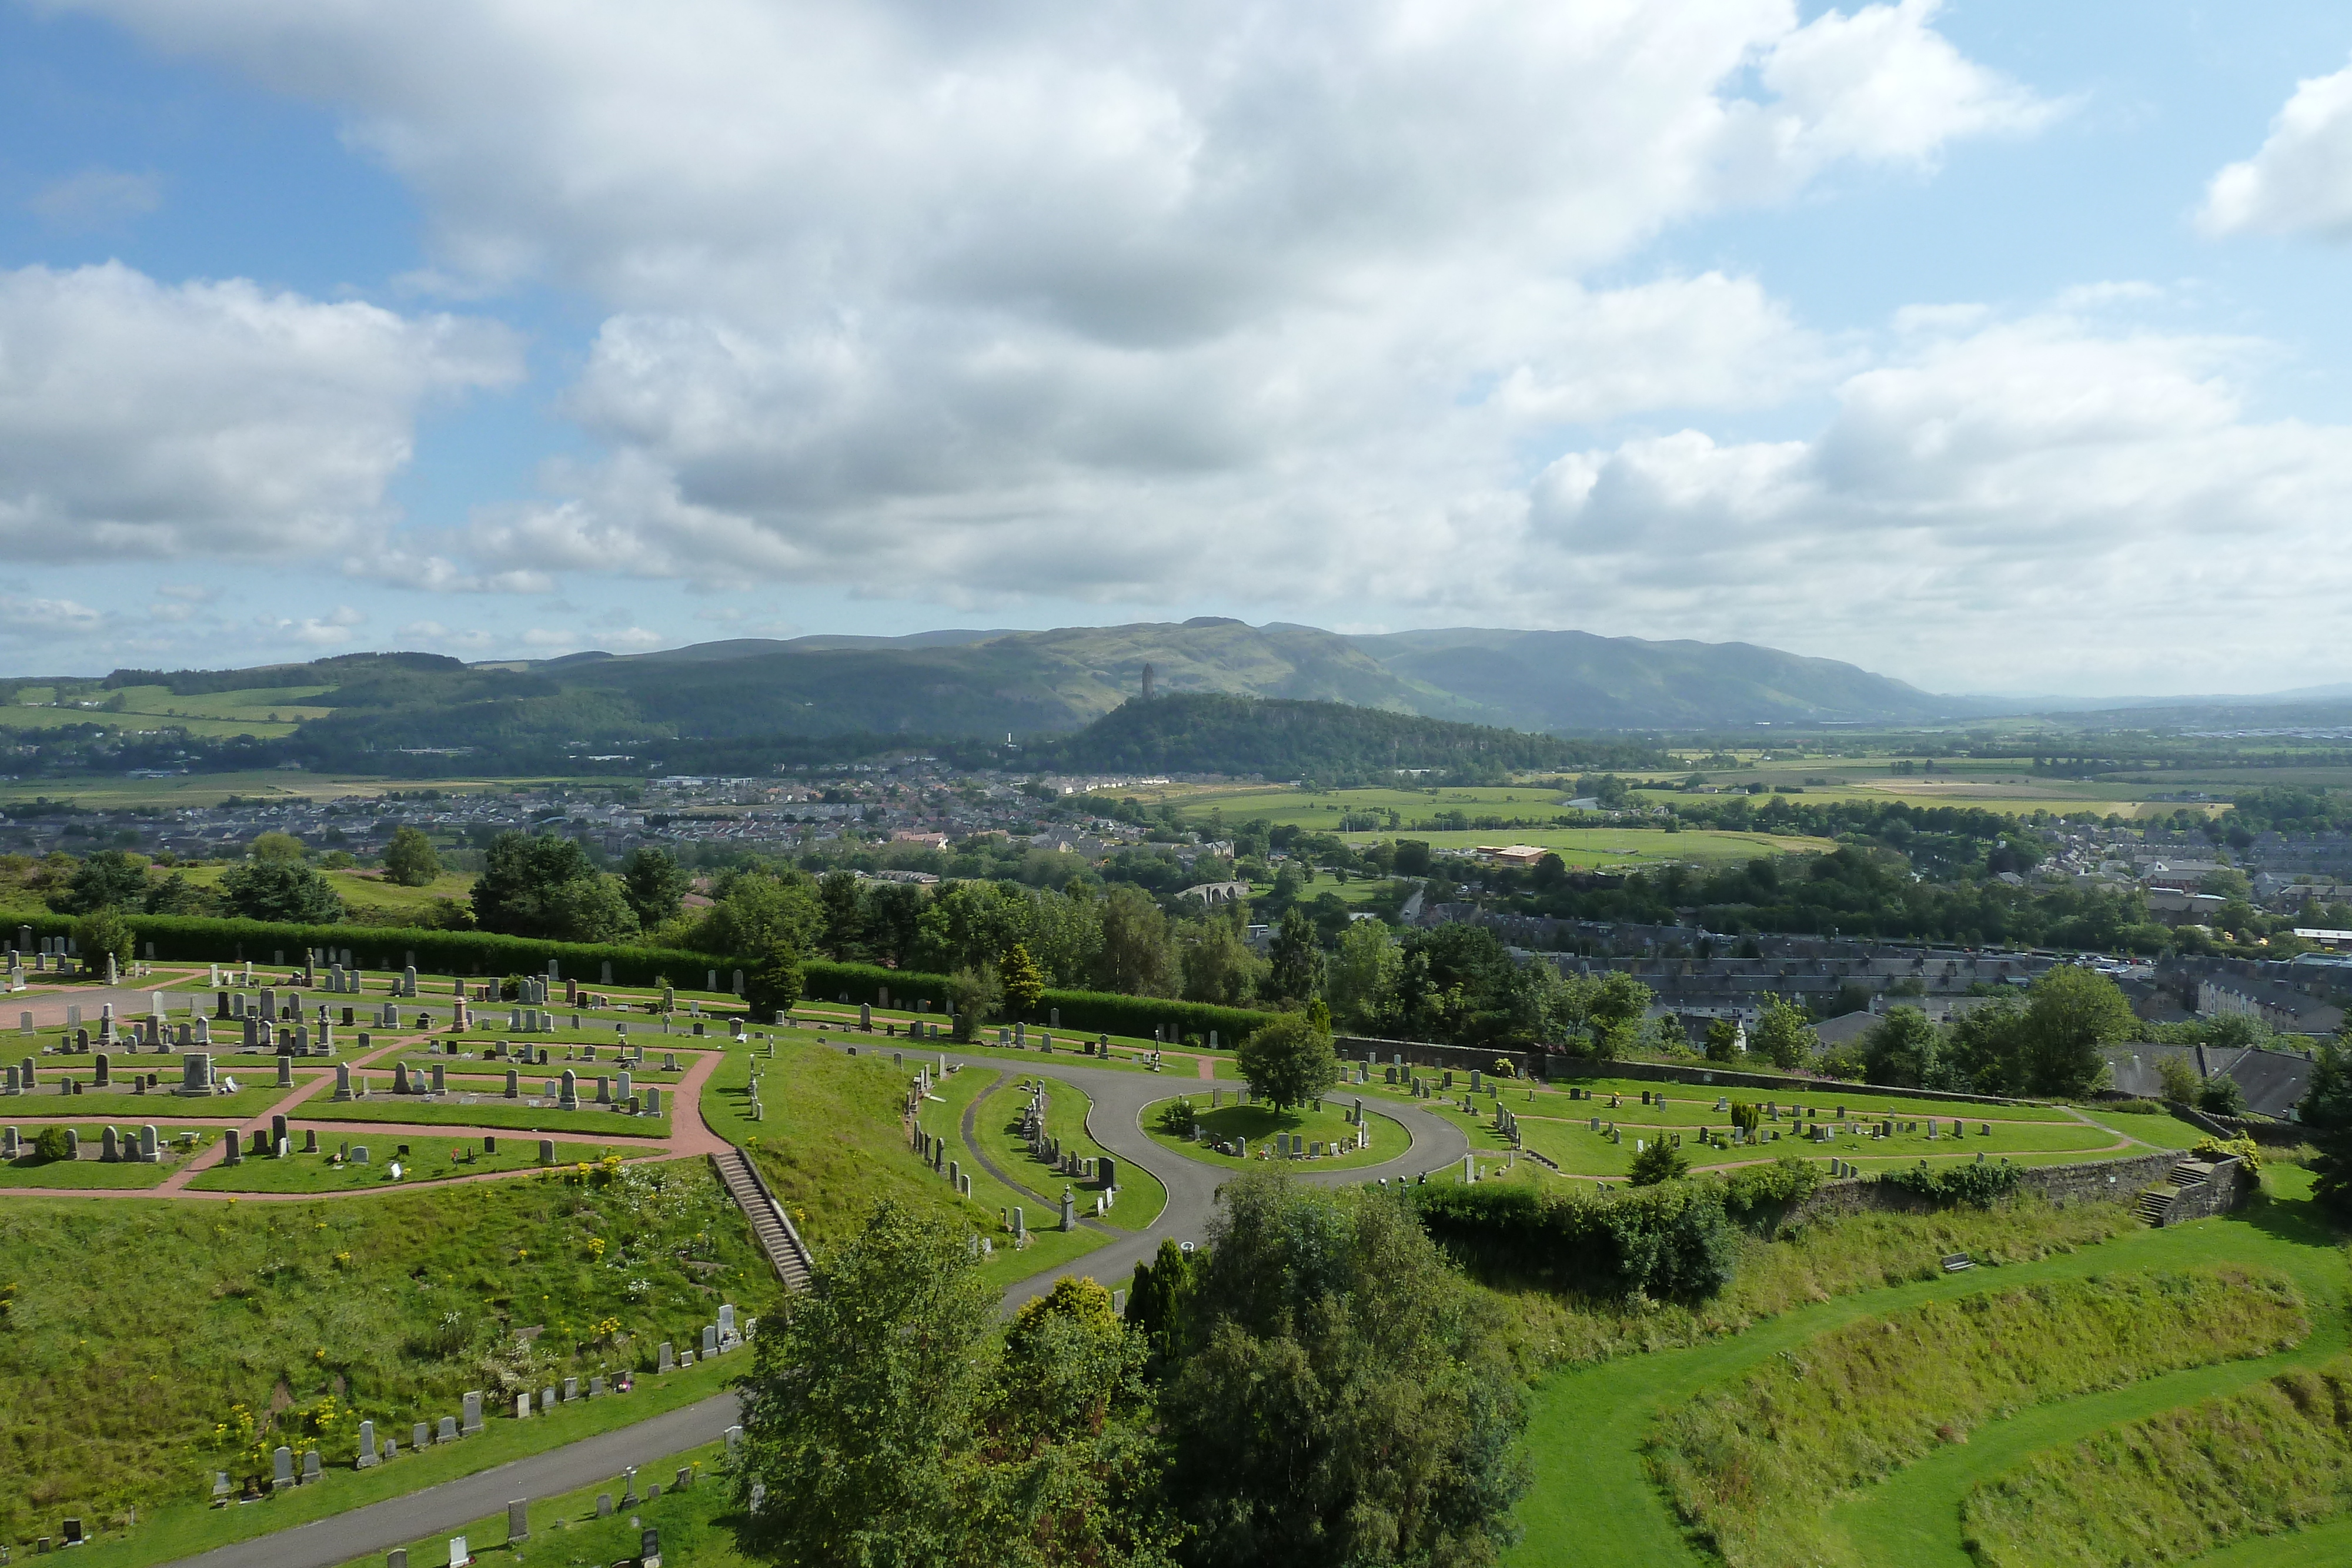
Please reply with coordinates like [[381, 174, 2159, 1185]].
[[0, 595, 105, 633], [1528, 310, 2352, 687], [65, 0, 2042, 600], [0, 262, 520, 561], [396, 620, 497, 651], [2203, 56, 2352, 239]]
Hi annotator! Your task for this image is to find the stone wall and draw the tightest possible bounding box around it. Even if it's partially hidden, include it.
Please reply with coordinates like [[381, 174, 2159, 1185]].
[[2167, 1158, 2258, 1224], [1783, 1148, 2199, 1229]]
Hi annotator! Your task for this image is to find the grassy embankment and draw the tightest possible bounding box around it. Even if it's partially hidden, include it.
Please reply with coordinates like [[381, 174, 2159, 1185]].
[[1646, 1268, 2310, 1568], [1504, 1169, 2346, 1568], [0, 1162, 764, 1562], [965, 1072, 1168, 1230]]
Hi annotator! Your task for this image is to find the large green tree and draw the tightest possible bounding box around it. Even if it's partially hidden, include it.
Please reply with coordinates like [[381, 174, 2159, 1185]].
[[1236, 1009, 1339, 1113], [469, 833, 637, 943], [1265, 906, 1325, 1002], [49, 850, 148, 915], [381, 826, 442, 888], [218, 858, 346, 924], [1749, 995, 1818, 1070], [1158, 1174, 1531, 1568], [1862, 1007, 1941, 1089], [619, 847, 691, 928], [2018, 966, 2136, 1096], [2302, 1036, 2352, 1220]]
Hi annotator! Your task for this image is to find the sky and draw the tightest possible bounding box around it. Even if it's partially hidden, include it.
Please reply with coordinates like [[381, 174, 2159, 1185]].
[[2, 1, 2351, 696]]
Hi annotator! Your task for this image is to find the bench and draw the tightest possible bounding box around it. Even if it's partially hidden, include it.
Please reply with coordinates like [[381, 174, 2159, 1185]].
[[1940, 1253, 1975, 1273]]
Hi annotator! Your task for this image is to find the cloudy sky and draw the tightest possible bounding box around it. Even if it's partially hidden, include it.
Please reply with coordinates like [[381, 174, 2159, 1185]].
[[2, 1, 2350, 694]]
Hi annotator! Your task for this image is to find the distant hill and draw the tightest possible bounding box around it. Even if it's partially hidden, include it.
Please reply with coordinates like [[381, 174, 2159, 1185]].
[[6, 619, 1993, 776], [1345, 627, 1956, 729], [1026, 694, 1669, 783]]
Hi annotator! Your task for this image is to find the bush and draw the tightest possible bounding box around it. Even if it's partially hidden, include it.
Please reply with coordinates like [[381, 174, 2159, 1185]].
[[2197, 1074, 2249, 1116], [2101, 1097, 2167, 1115], [1409, 1179, 1736, 1302], [2191, 1134, 2262, 1171], [1719, 1155, 1825, 1228], [1628, 1138, 1691, 1186], [1155, 1098, 1198, 1138], [2156, 1054, 2201, 1104], [31, 1126, 72, 1163], [1875, 1160, 2023, 1208]]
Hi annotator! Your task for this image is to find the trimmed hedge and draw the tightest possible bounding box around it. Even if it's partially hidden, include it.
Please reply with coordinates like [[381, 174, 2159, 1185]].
[[11, 913, 1279, 1044], [1408, 1179, 1737, 1302], [9, 912, 722, 989]]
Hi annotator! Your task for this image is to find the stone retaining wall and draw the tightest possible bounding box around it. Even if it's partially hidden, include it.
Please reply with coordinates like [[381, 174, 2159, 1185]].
[[1783, 1148, 2214, 1229]]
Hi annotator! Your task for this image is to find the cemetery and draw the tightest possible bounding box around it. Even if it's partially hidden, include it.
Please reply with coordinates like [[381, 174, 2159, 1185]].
[[185, 1135, 619, 1193], [967, 1074, 1167, 1232], [1143, 1090, 1404, 1171]]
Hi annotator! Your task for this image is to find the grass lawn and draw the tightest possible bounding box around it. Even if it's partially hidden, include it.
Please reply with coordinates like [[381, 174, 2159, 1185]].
[[1140, 1092, 1405, 1171], [792, 1004, 1243, 1076], [186, 1138, 622, 1193], [0, 1165, 764, 1563], [1532, 1074, 2065, 1124], [322, 1439, 748, 1568], [7, 1085, 296, 1121], [0, 1134, 199, 1188], [2077, 1102, 2203, 1148], [1504, 1174, 2348, 1568], [296, 1096, 671, 1139], [965, 1073, 1168, 1231]]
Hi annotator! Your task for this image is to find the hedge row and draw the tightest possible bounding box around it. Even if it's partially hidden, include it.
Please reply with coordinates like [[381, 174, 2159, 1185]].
[[12, 912, 1281, 1044], [9, 912, 724, 989]]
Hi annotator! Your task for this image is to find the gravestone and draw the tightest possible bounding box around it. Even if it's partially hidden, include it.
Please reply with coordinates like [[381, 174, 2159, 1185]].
[[358, 1420, 379, 1468], [657, 1342, 674, 1373], [507, 1500, 529, 1542], [439, 1416, 458, 1443], [272, 1446, 294, 1491], [303, 1450, 322, 1483], [558, 1069, 579, 1111], [414, 1422, 430, 1449], [462, 1391, 483, 1435]]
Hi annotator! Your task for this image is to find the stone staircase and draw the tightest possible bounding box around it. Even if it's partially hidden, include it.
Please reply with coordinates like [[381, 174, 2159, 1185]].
[[711, 1146, 814, 1292], [2134, 1158, 2216, 1228]]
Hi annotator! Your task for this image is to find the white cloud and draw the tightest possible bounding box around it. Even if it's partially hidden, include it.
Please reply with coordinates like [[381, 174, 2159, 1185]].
[[27, 166, 163, 229], [396, 619, 496, 651], [0, 595, 105, 633], [66, 0, 2042, 601], [2203, 56, 2352, 239], [1526, 310, 2352, 688], [0, 262, 520, 561]]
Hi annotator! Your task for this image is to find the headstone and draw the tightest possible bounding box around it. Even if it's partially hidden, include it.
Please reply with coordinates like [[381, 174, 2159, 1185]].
[[558, 1069, 579, 1111], [447, 1538, 468, 1568], [439, 1416, 458, 1443], [414, 1422, 430, 1449], [563, 1376, 578, 1402], [303, 1450, 322, 1483], [358, 1419, 379, 1467], [272, 1446, 294, 1490], [462, 1390, 483, 1435]]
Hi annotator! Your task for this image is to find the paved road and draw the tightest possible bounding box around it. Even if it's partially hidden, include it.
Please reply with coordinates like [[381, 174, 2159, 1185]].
[[163, 1032, 1469, 1567], [163, 1395, 741, 1568]]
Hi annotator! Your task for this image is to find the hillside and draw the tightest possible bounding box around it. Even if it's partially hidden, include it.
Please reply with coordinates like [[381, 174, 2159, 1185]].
[[1025, 694, 1668, 781]]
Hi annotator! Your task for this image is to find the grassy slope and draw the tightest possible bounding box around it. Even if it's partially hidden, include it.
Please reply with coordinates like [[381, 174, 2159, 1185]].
[[1505, 1179, 2345, 1568], [0, 1162, 763, 1554], [1646, 1268, 2311, 1568]]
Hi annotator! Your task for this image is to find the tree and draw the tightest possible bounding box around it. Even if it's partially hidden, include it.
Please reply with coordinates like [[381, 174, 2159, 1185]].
[[817, 870, 866, 961], [1093, 884, 1176, 997], [470, 833, 636, 941], [1236, 1010, 1339, 1113], [1559, 971, 1653, 1060], [1001, 942, 1046, 1018], [1158, 1173, 1530, 1568], [947, 962, 1003, 1044], [696, 869, 820, 958], [2156, 1054, 2201, 1104], [72, 908, 135, 972], [49, 850, 149, 915], [2198, 1074, 2248, 1116], [1862, 1007, 1940, 1089], [143, 870, 211, 917], [2019, 966, 2135, 1097], [1325, 919, 1402, 1032], [1124, 1238, 1198, 1368], [2301, 1038, 2352, 1219], [1265, 905, 1324, 1002], [1942, 992, 2029, 1095], [1629, 1135, 1691, 1185], [382, 826, 442, 887], [1702, 1017, 1741, 1063], [619, 847, 691, 928], [1750, 995, 1818, 1069], [744, 945, 805, 1021], [1178, 915, 1266, 1009], [218, 859, 346, 924], [247, 830, 307, 864], [733, 1201, 997, 1566]]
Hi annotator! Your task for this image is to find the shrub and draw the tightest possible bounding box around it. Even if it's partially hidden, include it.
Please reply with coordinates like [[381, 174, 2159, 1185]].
[[31, 1126, 73, 1163], [1719, 1155, 1824, 1228], [1875, 1160, 2023, 1208], [2102, 1097, 2166, 1115], [1156, 1098, 1198, 1138], [2197, 1074, 2249, 1116], [1410, 1179, 1736, 1302], [2156, 1054, 2201, 1104], [1628, 1138, 1690, 1186], [2191, 1134, 2262, 1172]]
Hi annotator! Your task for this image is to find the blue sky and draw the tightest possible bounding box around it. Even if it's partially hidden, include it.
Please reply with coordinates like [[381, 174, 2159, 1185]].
[[2, 0, 2350, 695]]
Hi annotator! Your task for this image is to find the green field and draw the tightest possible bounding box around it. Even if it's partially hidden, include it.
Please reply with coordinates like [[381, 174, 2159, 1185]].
[[296, 1096, 671, 1139]]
